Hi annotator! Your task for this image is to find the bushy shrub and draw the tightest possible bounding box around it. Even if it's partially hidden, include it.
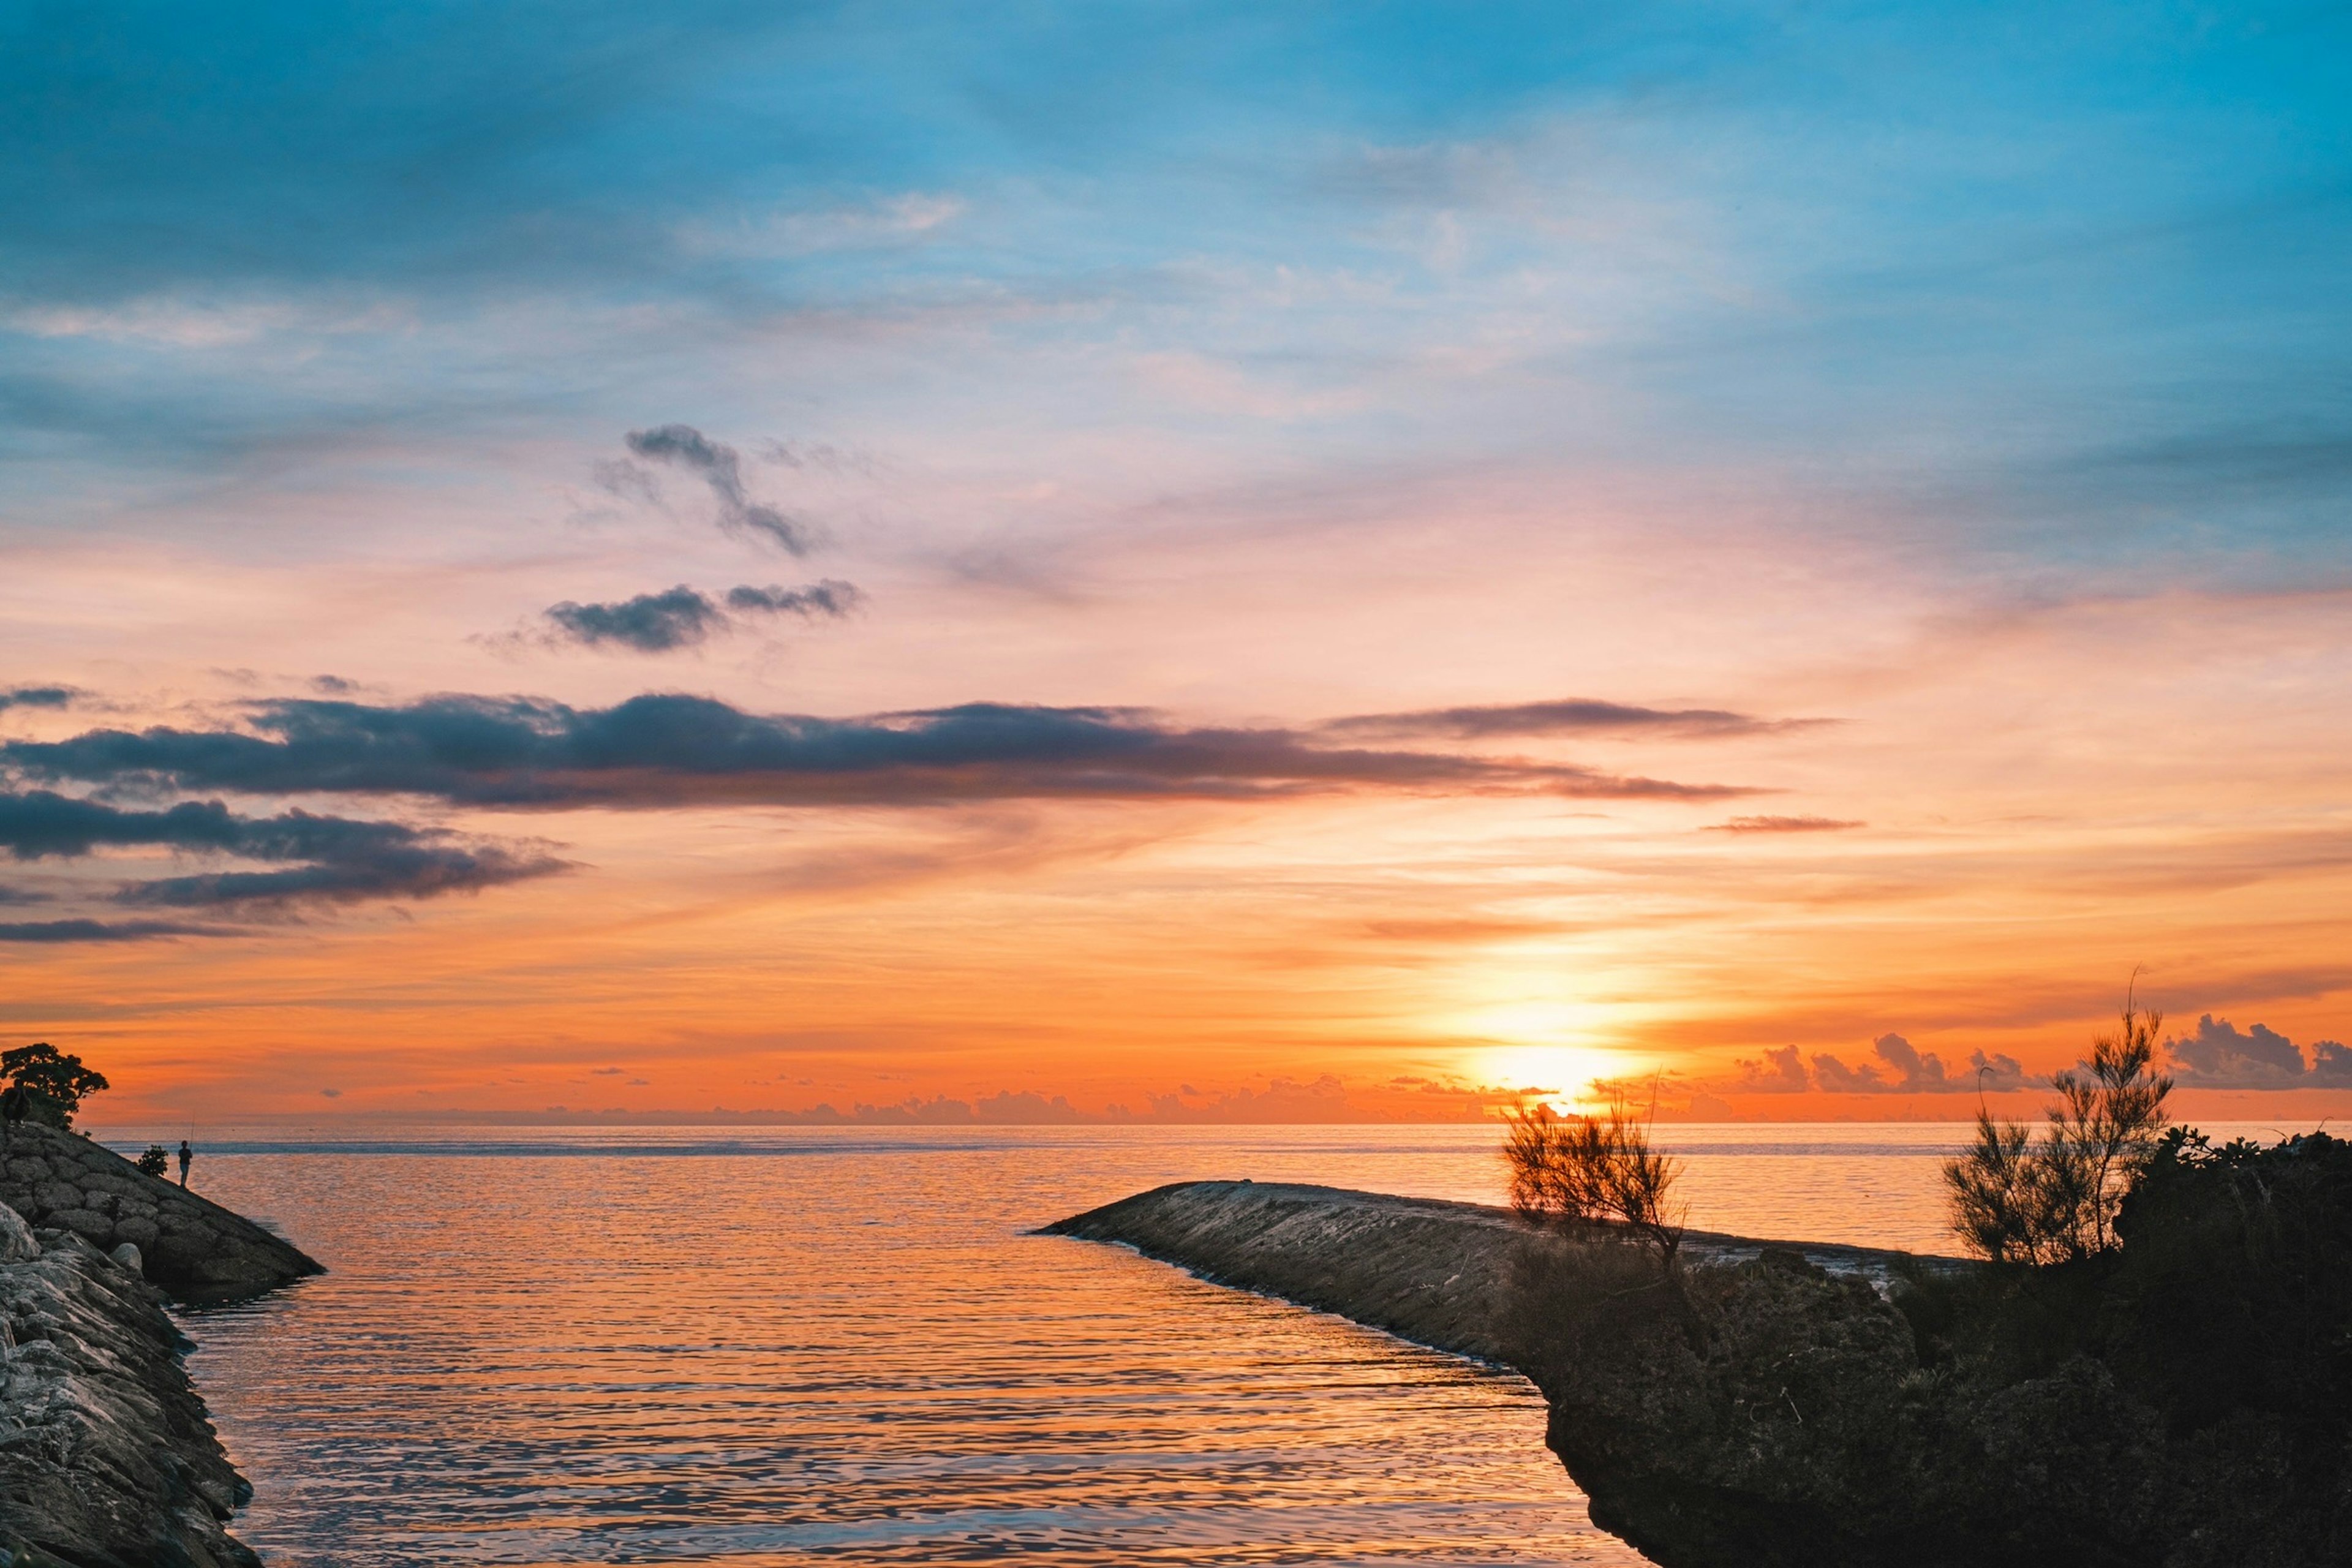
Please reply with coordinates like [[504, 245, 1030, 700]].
[[1944, 1003, 2172, 1263], [137, 1145, 170, 1177], [1503, 1096, 1684, 1264]]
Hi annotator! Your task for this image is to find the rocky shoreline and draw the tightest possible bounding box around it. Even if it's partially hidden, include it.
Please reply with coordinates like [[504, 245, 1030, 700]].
[[1, 1127, 319, 1566]]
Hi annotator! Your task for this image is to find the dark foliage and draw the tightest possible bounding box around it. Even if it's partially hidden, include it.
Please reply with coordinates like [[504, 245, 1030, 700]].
[[137, 1144, 170, 1177], [1503, 1098, 1685, 1264], [1944, 1003, 2173, 1263], [2, 1041, 108, 1129]]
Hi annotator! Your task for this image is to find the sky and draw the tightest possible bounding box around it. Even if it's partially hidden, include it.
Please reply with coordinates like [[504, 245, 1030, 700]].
[[4, 1, 2350, 1125]]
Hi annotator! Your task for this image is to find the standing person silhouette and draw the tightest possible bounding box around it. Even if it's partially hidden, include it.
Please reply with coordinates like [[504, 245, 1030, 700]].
[[177, 1139, 192, 1188]]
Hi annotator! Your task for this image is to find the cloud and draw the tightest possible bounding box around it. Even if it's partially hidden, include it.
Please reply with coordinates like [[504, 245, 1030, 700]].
[[0, 788, 565, 913], [0, 687, 75, 713], [1709, 815, 1864, 834], [4, 694, 1754, 810], [0, 918, 211, 943], [320, 1088, 342, 1099], [537, 580, 862, 654], [2166, 1014, 2352, 1088], [725, 579, 863, 619], [1735, 1034, 2025, 1093], [1321, 698, 1801, 741], [623, 425, 811, 554], [545, 587, 728, 652], [1733, 1044, 1811, 1093]]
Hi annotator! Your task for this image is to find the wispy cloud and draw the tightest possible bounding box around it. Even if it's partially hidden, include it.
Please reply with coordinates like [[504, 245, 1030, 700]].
[[3, 694, 1754, 810], [0, 918, 216, 943], [535, 580, 862, 654], [1321, 698, 1807, 741], [1709, 815, 1864, 834], [619, 425, 812, 554], [0, 788, 565, 914], [0, 687, 76, 713]]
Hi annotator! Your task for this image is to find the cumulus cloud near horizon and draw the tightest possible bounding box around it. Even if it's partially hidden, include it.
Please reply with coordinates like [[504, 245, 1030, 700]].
[[2166, 1014, 2352, 1088], [1734, 1034, 2027, 1094]]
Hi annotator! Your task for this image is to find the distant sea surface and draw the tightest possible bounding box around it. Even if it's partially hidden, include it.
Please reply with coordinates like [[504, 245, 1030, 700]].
[[86, 1121, 2307, 1566]]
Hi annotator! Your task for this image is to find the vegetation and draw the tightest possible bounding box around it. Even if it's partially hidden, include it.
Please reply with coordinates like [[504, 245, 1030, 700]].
[[138, 1145, 170, 1177], [1943, 1001, 2172, 1262], [1, 1041, 110, 1130], [1503, 1094, 1684, 1264]]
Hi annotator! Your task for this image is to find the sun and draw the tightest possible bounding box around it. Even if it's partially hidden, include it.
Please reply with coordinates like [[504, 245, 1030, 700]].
[[1472, 1044, 1634, 1110]]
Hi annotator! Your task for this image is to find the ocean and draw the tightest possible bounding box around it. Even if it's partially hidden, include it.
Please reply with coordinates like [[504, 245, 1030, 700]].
[[89, 1121, 2292, 1566]]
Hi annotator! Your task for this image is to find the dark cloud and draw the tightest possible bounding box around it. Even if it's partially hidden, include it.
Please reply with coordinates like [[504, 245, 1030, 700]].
[[624, 426, 811, 554], [1709, 815, 1865, 834], [544, 587, 727, 652], [0, 788, 565, 914], [1321, 699, 1804, 741], [2166, 1014, 2352, 1088], [537, 580, 862, 653], [0, 687, 75, 712], [2, 695, 1753, 810], [1736, 1034, 2024, 1093], [725, 579, 862, 619], [0, 919, 211, 943]]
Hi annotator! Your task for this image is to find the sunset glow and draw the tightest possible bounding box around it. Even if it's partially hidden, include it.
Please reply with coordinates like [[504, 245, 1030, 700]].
[[5, 3, 2349, 1131]]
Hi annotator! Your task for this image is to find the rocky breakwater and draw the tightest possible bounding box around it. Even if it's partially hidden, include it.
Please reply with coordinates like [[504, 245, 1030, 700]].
[[1, 1125, 318, 1302], [0, 1201, 262, 1567], [1049, 1180, 2348, 1568]]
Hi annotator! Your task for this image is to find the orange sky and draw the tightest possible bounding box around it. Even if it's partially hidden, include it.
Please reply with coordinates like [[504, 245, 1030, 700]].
[[7, 6, 2350, 1127]]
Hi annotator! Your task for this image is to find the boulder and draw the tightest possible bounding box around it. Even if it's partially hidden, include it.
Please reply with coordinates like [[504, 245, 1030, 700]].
[[0, 1204, 36, 1264], [0, 1224, 261, 1565], [0, 1125, 318, 1302]]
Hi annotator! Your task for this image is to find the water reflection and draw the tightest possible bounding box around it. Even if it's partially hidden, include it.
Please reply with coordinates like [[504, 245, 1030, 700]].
[[176, 1128, 1657, 1566]]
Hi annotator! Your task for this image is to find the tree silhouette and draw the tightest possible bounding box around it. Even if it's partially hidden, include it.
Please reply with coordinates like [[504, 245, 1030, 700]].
[[1, 1042, 110, 1131]]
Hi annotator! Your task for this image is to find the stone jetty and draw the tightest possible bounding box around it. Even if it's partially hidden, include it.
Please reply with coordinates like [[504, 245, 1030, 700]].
[[1, 1124, 319, 1301], [1050, 1180, 2340, 1568]]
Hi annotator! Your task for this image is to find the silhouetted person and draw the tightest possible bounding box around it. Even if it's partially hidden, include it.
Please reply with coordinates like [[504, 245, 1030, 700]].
[[177, 1139, 192, 1187]]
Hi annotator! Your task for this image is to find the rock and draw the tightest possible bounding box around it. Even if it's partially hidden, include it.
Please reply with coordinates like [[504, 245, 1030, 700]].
[[108, 1242, 141, 1273], [0, 1125, 319, 1302], [0, 1205, 35, 1263], [0, 1215, 261, 1566]]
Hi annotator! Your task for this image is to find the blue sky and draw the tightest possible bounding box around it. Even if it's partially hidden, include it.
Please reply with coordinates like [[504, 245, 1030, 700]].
[[9, 0, 2348, 577]]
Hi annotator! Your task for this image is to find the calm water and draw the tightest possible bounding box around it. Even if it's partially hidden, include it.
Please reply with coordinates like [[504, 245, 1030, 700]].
[[84, 1121, 2288, 1566]]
